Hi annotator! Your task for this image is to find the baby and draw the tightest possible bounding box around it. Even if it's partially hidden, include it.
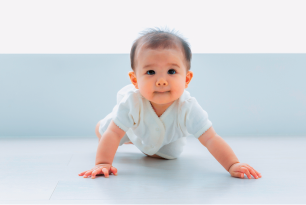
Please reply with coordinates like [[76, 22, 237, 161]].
[[78, 27, 262, 180]]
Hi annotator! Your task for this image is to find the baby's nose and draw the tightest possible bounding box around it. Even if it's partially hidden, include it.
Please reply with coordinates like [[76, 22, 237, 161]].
[[156, 78, 168, 86], [156, 79, 168, 86]]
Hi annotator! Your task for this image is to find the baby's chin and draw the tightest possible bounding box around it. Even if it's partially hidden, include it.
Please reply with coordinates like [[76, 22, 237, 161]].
[[149, 92, 177, 105]]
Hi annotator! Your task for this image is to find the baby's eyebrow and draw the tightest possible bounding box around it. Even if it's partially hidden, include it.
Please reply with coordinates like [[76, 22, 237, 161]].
[[143, 63, 180, 69]]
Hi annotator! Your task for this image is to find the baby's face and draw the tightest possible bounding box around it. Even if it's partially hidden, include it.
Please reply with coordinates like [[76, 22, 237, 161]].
[[129, 45, 193, 106]]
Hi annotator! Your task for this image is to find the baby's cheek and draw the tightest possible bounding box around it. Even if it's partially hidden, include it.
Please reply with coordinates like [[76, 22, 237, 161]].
[[171, 91, 180, 100], [139, 88, 153, 100], [171, 87, 184, 98]]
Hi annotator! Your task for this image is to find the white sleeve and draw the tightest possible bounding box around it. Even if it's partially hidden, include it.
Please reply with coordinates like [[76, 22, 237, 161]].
[[183, 97, 213, 139], [111, 92, 138, 132]]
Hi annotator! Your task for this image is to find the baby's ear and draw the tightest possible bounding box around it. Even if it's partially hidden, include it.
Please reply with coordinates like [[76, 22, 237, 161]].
[[185, 71, 193, 88], [129, 71, 138, 89]]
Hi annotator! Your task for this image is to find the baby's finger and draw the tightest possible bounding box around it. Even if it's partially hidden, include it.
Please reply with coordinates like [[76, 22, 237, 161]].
[[241, 167, 252, 179], [91, 168, 101, 179], [248, 166, 261, 179], [248, 166, 261, 177], [246, 166, 259, 179], [231, 171, 244, 178], [83, 170, 93, 178], [246, 165, 261, 177], [78, 171, 87, 176], [110, 166, 118, 176], [102, 168, 109, 178]]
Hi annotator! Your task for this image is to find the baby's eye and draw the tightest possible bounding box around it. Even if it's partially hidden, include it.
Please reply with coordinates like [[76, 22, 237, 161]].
[[146, 70, 155, 75], [168, 69, 176, 74]]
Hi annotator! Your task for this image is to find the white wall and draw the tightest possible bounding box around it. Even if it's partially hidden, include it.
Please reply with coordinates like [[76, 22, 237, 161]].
[[0, 0, 305, 54]]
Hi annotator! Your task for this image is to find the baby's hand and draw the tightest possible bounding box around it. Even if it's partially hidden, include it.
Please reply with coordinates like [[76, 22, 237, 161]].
[[78, 164, 118, 178], [228, 162, 262, 179]]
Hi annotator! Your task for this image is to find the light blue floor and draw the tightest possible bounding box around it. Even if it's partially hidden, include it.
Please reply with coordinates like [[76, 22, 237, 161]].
[[0, 135, 305, 204]]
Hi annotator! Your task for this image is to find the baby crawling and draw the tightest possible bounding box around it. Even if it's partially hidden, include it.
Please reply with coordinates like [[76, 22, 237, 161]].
[[78, 27, 261, 179]]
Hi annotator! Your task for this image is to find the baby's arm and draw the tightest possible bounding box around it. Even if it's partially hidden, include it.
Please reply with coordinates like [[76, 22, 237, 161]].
[[79, 120, 126, 178], [95, 120, 126, 165], [198, 126, 261, 179]]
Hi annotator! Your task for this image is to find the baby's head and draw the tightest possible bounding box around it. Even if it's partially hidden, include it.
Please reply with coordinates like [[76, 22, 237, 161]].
[[129, 27, 193, 106]]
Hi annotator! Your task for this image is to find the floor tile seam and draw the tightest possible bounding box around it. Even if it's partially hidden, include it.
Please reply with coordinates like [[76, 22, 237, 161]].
[[48, 180, 59, 200], [66, 154, 74, 166]]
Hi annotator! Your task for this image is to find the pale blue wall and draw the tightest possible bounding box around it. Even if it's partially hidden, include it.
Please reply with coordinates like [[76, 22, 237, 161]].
[[0, 54, 305, 137]]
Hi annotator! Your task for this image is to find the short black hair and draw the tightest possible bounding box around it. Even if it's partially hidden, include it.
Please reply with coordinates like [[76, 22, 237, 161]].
[[130, 26, 192, 72]]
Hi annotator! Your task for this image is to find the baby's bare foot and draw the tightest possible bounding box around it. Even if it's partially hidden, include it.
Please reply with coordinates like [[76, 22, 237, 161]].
[[124, 141, 133, 145]]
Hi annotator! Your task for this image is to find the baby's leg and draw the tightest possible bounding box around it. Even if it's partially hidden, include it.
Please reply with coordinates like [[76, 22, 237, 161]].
[[124, 141, 166, 159], [155, 138, 185, 159], [142, 152, 167, 159], [95, 120, 103, 142]]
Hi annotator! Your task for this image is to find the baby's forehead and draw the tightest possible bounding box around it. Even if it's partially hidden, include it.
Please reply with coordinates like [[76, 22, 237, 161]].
[[136, 44, 185, 60], [139, 41, 183, 52], [134, 41, 187, 71]]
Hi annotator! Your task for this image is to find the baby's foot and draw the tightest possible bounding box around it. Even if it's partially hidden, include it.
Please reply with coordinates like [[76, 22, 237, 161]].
[[124, 141, 133, 145]]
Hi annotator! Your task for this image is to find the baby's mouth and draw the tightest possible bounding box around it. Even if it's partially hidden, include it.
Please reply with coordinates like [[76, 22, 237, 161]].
[[155, 91, 170, 93]]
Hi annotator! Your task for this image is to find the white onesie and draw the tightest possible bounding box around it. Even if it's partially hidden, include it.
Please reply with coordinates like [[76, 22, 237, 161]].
[[99, 84, 212, 159]]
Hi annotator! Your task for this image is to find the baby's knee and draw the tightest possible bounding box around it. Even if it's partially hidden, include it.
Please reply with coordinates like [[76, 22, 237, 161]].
[[141, 151, 167, 159]]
